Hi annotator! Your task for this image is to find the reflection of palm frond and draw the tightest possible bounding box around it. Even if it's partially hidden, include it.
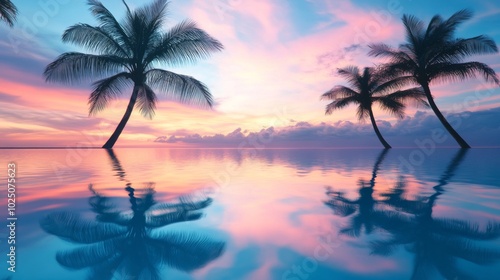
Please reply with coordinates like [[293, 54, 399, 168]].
[[371, 210, 414, 232], [146, 211, 203, 228], [40, 212, 126, 244], [370, 238, 407, 256], [339, 216, 363, 237], [435, 236, 500, 265], [434, 219, 500, 240], [149, 232, 225, 272], [56, 237, 125, 269], [324, 200, 356, 217], [151, 196, 212, 212]]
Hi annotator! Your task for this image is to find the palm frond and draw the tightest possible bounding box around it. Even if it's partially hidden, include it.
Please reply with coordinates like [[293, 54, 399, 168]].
[[368, 43, 401, 58], [122, 0, 169, 59], [383, 87, 428, 108], [401, 14, 425, 49], [325, 96, 359, 115], [368, 45, 418, 77], [136, 85, 158, 119], [337, 66, 361, 87], [428, 36, 498, 66], [145, 20, 223, 67], [356, 104, 370, 120], [121, 0, 132, 16], [146, 69, 214, 107], [0, 0, 17, 27], [62, 24, 130, 57], [440, 9, 473, 40], [136, 0, 169, 27], [373, 75, 416, 94], [321, 85, 358, 100], [44, 52, 126, 84], [89, 72, 132, 115], [424, 15, 443, 39], [429, 61, 500, 85], [87, 0, 132, 54]]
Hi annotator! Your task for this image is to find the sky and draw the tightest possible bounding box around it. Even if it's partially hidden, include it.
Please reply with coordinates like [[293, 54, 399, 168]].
[[0, 0, 499, 148]]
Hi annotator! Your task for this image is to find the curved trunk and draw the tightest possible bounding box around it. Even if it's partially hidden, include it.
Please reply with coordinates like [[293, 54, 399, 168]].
[[421, 83, 471, 149], [102, 86, 139, 149], [368, 108, 391, 149]]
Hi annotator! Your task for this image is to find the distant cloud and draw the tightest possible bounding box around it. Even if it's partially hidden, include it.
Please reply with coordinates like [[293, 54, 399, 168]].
[[344, 44, 362, 52], [155, 108, 500, 148], [0, 92, 20, 103]]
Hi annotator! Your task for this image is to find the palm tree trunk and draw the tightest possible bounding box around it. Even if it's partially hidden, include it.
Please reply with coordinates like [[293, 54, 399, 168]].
[[368, 108, 391, 149], [102, 86, 139, 149], [421, 83, 470, 149]]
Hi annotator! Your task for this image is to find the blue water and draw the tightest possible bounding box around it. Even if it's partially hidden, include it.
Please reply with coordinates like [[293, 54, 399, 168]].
[[0, 148, 499, 280]]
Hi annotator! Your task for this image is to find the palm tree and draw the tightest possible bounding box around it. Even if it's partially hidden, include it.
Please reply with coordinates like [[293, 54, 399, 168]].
[[0, 0, 17, 26], [369, 9, 500, 148], [321, 66, 427, 148], [43, 0, 223, 148]]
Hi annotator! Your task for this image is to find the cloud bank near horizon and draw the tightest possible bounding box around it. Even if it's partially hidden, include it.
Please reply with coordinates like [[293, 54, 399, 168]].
[[154, 107, 500, 148]]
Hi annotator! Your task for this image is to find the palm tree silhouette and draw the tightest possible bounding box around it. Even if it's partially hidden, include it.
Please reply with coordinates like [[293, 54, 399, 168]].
[[40, 184, 225, 280], [371, 150, 500, 279], [369, 10, 500, 148], [324, 149, 389, 236], [321, 66, 427, 148], [43, 0, 223, 148], [0, 0, 17, 27]]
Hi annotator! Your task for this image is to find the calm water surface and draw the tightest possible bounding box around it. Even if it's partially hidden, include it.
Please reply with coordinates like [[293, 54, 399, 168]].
[[0, 148, 499, 280]]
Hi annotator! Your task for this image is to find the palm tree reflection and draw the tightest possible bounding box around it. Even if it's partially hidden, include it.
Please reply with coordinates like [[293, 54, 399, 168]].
[[40, 149, 225, 280], [372, 150, 500, 279], [324, 149, 389, 236], [106, 149, 128, 182], [326, 149, 500, 279]]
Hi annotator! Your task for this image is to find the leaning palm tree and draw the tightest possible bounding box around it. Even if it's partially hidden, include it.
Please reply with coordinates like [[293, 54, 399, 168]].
[[0, 0, 17, 26], [321, 66, 427, 148], [44, 0, 223, 148], [369, 9, 500, 148]]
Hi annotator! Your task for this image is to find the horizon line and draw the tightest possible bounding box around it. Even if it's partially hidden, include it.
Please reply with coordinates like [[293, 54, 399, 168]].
[[1, 146, 500, 150]]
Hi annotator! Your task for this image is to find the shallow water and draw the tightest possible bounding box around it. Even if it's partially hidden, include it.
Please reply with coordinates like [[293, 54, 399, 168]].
[[0, 148, 499, 280]]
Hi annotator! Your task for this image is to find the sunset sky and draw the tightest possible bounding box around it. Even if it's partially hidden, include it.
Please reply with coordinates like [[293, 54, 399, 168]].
[[1, 0, 499, 148]]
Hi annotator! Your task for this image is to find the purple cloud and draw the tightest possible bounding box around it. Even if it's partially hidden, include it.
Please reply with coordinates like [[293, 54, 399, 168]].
[[155, 108, 500, 148]]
